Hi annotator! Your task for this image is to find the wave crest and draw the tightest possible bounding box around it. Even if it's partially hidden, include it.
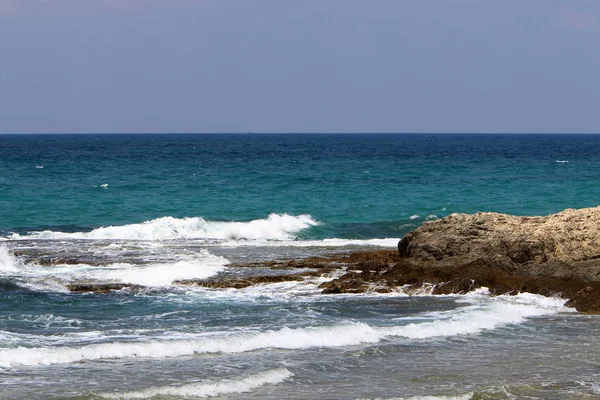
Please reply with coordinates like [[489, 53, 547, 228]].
[[9, 214, 319, 241]]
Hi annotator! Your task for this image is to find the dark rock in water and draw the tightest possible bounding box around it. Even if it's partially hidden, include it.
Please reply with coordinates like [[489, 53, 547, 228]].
[[176, 272, 313, 289], [67, 283, 141, 293], [176, 257, 344, 289], [322, 207, 600, 313]]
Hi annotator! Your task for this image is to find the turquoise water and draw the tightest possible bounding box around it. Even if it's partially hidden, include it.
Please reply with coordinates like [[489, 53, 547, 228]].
[[2, 134, 600, 233], [2, 134, 600, 399]]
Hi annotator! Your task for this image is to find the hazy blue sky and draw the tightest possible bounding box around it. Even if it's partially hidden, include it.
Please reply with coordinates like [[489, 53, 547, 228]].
[[0, 0, 598, 133]]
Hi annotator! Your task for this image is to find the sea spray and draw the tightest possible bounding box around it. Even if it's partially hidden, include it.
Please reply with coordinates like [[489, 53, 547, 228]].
[[0, 245, 18, 273], [9, 214, 319, 241]]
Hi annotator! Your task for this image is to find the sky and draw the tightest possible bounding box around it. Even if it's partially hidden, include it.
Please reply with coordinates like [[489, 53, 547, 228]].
[[0, 0, 598, 133]]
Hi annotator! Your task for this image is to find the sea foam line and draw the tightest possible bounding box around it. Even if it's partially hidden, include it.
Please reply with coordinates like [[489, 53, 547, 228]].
[[99, 368, 293, 399], [8, 214, 319, 241], [0, 292, 568, 369]]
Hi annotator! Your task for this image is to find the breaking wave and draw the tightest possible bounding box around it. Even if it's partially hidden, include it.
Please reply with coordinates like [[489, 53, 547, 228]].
[[8, 214, 319, 241]]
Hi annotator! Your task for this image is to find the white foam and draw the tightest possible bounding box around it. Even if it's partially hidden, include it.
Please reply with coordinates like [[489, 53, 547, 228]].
[[0, 245, 18, 273], [94, 259, 228, 287], [0, 322, 379, 368], [99, 368, 293, 399], [1, 249, 228, 289], [10, 214, 318, 241], [0, 293, 569, 369], [555, 160, 569, 163], [381, 292, 569, 339], [29, 252, 228, 287]]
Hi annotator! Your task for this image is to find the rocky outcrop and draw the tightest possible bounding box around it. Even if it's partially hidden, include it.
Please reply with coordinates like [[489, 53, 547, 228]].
[[397, 207, 600, 280], [321, 207, 600, 313]]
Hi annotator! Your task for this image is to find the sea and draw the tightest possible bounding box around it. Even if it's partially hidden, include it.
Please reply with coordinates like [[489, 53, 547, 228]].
[[1, 133, 600, 399]]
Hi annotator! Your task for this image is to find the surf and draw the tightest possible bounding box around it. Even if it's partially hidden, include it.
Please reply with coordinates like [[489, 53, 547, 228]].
[[7, 213, 319, 241], [0, 291, 569, 369]]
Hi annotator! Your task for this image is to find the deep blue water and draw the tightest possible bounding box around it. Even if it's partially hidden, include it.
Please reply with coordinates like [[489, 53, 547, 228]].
[[2, 134, 600, 399]]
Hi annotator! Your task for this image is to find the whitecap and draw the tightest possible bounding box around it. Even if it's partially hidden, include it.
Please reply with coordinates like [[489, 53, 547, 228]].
[[10, 214, 319, 241]]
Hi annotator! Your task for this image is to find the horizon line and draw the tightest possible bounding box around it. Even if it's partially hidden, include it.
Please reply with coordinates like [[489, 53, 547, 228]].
[[1, 132, 600, 135]]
